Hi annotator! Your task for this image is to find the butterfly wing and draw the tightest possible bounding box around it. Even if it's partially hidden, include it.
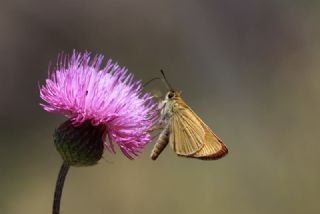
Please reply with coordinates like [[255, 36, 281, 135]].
[[192, 124, 228, 160], [170, 99, 228, 159], [169, 103, 205, 156], [189, 108, 228, 159]]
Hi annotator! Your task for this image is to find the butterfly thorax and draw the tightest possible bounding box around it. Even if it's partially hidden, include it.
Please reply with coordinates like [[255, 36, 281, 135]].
[[158, 90, 185, 126]]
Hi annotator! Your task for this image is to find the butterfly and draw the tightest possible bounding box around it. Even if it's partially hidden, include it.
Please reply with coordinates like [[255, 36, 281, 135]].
[[150, 71, 228, 160]]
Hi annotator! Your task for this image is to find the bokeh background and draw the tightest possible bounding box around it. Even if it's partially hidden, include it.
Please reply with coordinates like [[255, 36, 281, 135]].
[[1, 0, 319, 213]]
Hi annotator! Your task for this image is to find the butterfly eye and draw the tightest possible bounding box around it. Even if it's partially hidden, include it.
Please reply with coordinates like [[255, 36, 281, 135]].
[[168, 92, 174, 99]]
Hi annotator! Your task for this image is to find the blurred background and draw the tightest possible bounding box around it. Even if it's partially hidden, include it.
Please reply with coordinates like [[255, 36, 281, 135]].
[[1, 0, 319, 213]]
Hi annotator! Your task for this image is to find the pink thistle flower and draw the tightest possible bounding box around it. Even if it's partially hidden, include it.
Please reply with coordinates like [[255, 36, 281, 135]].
[[40, 50, 157, 160]]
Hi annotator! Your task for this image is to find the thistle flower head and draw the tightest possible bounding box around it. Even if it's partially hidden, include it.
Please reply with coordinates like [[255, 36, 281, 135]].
[[40, 51, 157, 160]]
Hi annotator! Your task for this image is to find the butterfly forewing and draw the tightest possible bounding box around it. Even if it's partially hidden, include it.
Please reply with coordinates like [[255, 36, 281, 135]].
[[170, 97, 227, 159], [170, 106, 204, 156], [192, 125, 228, 159]]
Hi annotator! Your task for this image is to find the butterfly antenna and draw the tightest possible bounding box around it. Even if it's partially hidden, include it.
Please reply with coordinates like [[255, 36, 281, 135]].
[[143, 77, 162, 87], [160, 69, 173, 90]]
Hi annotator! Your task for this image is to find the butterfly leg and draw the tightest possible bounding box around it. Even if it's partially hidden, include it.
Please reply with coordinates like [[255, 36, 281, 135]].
[[148, 124, 163, 133], [150, 132, 161, 142], [148, 100, 168, 133]]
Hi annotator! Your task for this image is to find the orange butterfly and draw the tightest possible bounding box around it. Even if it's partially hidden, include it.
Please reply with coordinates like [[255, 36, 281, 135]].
[[150, 71, 228, 160]]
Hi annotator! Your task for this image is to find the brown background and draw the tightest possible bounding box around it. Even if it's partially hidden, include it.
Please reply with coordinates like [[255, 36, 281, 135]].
[[0, 0, 319, 213]]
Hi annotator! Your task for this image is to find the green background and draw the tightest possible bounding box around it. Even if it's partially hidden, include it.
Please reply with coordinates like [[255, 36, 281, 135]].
[[0, 0, 319, 213]]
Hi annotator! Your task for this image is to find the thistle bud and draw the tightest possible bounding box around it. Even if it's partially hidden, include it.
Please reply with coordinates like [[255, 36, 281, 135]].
[[54, 120, 105, 166]]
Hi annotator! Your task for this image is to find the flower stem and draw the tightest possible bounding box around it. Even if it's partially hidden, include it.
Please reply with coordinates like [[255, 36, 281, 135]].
[[53, 162, 70, 214]]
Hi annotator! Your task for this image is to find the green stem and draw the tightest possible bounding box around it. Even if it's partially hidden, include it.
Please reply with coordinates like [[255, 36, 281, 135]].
[[53, 162, 70, 214]]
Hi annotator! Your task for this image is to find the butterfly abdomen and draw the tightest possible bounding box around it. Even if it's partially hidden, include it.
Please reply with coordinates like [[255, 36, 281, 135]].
[[150, 126, 170, 160]]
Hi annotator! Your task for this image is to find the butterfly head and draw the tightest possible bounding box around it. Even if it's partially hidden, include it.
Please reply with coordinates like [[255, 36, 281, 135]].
[[159, 70, 182, 101], [165, 90, 182, 101]]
